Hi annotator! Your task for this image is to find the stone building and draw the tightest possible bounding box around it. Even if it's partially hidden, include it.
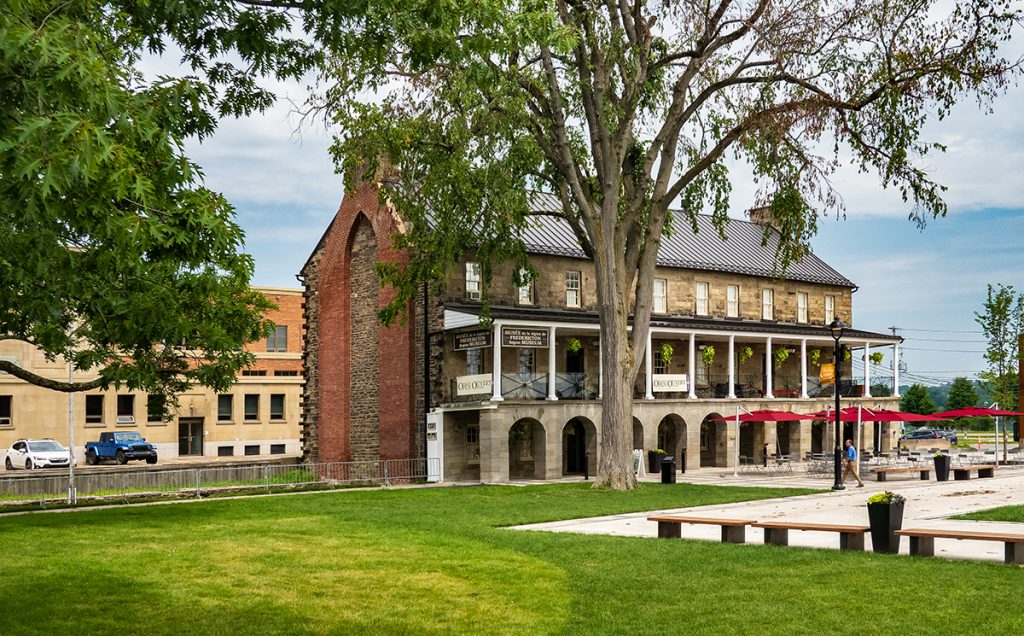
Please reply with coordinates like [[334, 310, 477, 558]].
[[0, 287, 303, 463], [301, 175, 903, 482]]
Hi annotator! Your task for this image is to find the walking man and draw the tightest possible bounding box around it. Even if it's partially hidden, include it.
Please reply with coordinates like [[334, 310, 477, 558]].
[[844, 439, 864, 487]]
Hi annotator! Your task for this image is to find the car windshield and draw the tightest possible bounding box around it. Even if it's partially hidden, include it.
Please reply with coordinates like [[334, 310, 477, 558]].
[[27, 440, 65, 452], [115, 432, 143, 442]]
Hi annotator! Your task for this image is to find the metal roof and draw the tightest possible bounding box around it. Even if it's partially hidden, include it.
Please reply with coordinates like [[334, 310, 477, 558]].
[[524, 192, 855, 288], [445, 302, 901, 343]]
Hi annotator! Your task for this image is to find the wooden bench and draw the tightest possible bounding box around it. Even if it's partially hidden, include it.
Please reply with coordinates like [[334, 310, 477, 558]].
[[752, 521, 870, 551], [896, 528, 1024, 564], [648, 515, 756, 544], [952, 464, 997, 480], [871, 466, 930, 482]]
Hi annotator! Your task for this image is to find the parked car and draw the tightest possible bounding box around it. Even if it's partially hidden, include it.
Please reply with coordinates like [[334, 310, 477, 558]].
[[4, 439, 76, 470], [85, 431, 157, 465], [899, 428, 941, 444], [937, 430, 959, 445]]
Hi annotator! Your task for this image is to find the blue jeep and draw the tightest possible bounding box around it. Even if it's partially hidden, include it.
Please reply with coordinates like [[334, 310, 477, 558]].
[[85, 432, 158, 465]]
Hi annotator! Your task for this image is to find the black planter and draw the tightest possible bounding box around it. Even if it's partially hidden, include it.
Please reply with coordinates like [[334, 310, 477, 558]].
[[934, 454, 951, 482], [648, 451, 665, 474], [867, 501, 905, 554]]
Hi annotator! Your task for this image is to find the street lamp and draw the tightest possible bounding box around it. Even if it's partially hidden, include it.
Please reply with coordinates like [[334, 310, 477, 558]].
[[829, 318, 847, 490]]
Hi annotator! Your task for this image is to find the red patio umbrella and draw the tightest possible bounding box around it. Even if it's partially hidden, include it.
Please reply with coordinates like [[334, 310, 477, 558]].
[[711, 409, 819, 423], [933, 406, 1024, 418], [805, 407, 947, 422]]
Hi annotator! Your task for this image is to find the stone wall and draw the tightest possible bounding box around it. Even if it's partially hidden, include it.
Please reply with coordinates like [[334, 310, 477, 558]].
[[348, 218, 381, 462]]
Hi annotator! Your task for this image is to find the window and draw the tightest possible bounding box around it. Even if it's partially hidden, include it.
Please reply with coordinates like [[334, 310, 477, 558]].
[[696, 360, 709, 386], [270, 444, 286, 455], [565, 271, 581, 308], [218, 394, 233, 422], [85, 395, 103, 424], [653, 349, 668, 374], [762, 289, 775, 320], [695, 282, 709, 316], [517, 268, 534, 305], [653, 279, 667, 314], [0, 395, 11, 426], [266, 324, 288, 352], [518, 348, 535, 375], [466, 348, 483, 375], [797, 292, 808, 323], [217, 446, 234, 457], [244, 445, 260, 456], [727, 285, 739, 318], [274, 370, 299, 377], [117, 395, 135, 423], [465, 262, 482, 300], [244, 394, 259, 421], [270, 394, 285, 420], [146, 395, 165, 423], [825, 295, 836, 323], [465, 425, 480, 463], [242, 369, 267, 376]]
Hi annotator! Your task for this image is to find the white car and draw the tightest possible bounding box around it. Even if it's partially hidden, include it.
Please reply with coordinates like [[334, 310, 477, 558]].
[[5, 439, 76, 470]]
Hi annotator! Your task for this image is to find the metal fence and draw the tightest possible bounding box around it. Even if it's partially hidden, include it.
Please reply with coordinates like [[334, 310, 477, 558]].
[[0, 457, 439, 507]]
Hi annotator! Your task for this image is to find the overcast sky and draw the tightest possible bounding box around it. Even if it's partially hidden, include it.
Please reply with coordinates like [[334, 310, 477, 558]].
[[170, 52, 1024, 390]]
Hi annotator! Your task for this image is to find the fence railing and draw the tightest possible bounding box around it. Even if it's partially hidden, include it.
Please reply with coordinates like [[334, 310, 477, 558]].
[[0, 458, 439, 507]]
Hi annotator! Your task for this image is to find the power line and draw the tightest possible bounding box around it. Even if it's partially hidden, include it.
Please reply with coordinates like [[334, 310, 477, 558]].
[[901, 347, 985, 353], [896, 327, 983, 334], [902, 337, 986, 343]]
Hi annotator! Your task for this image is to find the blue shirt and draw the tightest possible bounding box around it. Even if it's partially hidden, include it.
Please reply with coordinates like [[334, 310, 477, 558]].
[[846, 446, 857, 461]]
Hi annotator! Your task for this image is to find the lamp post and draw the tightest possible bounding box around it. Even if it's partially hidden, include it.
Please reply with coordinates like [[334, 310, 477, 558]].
[[829, 318, 847, 491]]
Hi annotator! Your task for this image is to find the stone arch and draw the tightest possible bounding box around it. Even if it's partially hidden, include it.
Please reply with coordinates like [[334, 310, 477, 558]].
[[509, 418, 546, 480], [657, 414, 687, 468], [563, 416, 598, 475], [700, 412, 728, 467], [346, 214, 380, 462]]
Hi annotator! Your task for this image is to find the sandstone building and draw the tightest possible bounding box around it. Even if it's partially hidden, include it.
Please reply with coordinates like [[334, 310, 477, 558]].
[[301, 176, 903, 482], [0, 287, 303, 463]]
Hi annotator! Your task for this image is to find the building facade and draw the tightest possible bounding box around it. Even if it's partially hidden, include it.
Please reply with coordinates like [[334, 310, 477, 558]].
[[0, 287, 303, 463], [302, 176, 903, 482]]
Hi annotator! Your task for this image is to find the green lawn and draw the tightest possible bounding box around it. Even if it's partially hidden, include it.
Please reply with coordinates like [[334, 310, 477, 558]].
[[2, 483, 1023, 635], [955, 505, 1024, 522]]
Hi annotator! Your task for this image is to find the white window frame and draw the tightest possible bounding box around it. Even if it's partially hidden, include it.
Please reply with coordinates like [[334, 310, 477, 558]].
[[695, 282, 709, 316], [266, 324, 287, 352], [762, 289, 775, 321], [465, 262, 482, 301], [726, 285, 739, 318], [653, 279, 667, 314], [653, 349, 668, 374], [825, 295, 835, 324], [565, 271, 581, 308], [466, 348, 483, 375], [517, 268, 534, 305], [518, 348, 535, 375], [797, 292, 808, 323], [697, 360, 709, 386]]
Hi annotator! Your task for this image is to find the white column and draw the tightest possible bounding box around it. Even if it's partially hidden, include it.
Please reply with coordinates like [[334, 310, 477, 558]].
[[800, 338, 808, 398], [863, 341, 871, 397], [728, 335, 736, 399], [893, 342, 900, 397], [547, 326, 558, 401], [598, 337, 603, 398], [765, 336, 774, 399], [645, 330, 654, 400], [688, 332, 697, 399], [490, 322, 504, 401]]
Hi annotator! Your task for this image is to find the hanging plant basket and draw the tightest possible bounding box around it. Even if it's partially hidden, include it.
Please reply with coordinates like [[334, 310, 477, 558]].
[[701, 345, 715, 367]]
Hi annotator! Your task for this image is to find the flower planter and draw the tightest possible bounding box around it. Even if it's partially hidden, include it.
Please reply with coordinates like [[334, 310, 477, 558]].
[[933, 454, 951, 482], [648, 451, 665, 474], [867, 500, 905, 554]]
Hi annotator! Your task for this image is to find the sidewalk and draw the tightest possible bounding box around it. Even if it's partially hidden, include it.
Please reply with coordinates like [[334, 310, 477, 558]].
[[514, 466, 1024, 563]]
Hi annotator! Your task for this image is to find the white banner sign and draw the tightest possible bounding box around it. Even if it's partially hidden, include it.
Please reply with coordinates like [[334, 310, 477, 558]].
[[456, 374, 493, 396], [652, 374, 689, 393]]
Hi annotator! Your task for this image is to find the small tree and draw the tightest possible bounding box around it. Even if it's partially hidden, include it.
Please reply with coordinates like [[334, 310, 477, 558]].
[[975, 284, 1023, 411], [901, 384, 938, 415], [946, 377, 980, 411]]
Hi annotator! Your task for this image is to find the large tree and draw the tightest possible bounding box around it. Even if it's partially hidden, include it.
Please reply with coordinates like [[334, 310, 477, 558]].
[[900, 384, 937, 416], [314, 0, 1021, 488], [0, 1, 314, 406]]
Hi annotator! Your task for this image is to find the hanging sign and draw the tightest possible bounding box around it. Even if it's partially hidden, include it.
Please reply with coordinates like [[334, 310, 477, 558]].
[[819, 363, 835, 385], [455, 374, 493, 396], [454, 330, 492, 351], [652, 374, 689, 393], [502, 327, 548, 348]]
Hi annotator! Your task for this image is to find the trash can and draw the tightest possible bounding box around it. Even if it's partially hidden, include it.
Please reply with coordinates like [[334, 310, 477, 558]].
[[679, 450, 686, 474], [661, 456, 676, 484]]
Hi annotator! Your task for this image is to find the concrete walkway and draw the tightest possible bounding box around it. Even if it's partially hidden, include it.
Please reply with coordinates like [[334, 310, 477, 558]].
[[514, 465, 1024, 563]]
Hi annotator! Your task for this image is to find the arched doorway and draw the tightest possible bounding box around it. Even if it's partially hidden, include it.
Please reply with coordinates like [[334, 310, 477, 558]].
[[700, 413, 727, 467], [563, 417, 597, 475], [658, 414, 687, 465], [739, 421, 755, 460], [509, 418, 545, 480], [632, 418, 644, 450], [777, 421, 800, 456], [812, 421, 827, 454]]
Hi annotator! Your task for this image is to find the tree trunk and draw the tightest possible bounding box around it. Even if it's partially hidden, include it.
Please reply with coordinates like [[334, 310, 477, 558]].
[[592, 252, 639, 490]]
